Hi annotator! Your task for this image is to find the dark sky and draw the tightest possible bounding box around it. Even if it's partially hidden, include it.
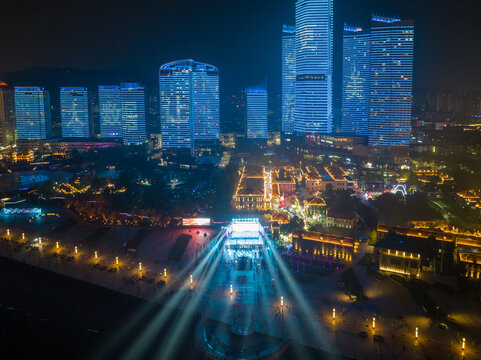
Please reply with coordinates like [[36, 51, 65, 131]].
[[1, 0, 480, 95]]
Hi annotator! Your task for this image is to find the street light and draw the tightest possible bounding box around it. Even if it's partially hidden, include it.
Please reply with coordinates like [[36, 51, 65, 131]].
[[38, 238, 42, 245], [190, 274, 193, 285], [95, 251, 98, 260], [22, 233, 25, 240], [116, 256, 119, 265], [75, 246, 78, 254], [7, 229, 9, 236], [56, 241, 59, 250], [462, 337, 465, 351], [372, 317, 376, 329], [230, 284, 233, 295], [333, 308, 336, 320], [139, 262, 142, 271], [281, 296, 284, 307], [164, 268, 167, 277], [415, 327, 418, 339]]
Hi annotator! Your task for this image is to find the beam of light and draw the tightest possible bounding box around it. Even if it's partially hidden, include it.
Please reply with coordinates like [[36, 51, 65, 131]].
[[94, 228, 226, 360], [118, 230, 225, 360]]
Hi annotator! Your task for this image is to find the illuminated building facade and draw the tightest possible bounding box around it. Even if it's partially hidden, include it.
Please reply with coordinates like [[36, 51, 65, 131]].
[[369, 15, 414, 146], [120, 83, 146, 145], [60, 87, 90, 138], [342, 24, 370, 136], [246, 81, 268, 140], [234, 165, 270, 211], [302, 165, 355, 193], [295, 0, 333, 134], [99, 85, 122, 138], [292, 230, 358, 262], [14, 87, 51, 140], [282, 25, 296, 133], [0, 82, 16, 146], [159, 59, 220, 154]]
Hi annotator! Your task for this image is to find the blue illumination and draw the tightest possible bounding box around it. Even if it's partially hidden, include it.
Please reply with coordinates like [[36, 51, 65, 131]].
[[369, 17, 414, 146], [99, 85, 122, 139], [372, 14, 401, 24], [120, 83, 146, 145], [246, 80, 268, 139], [282, 24, 296, 133], [295, 0, 334, 134], [60, 87, 90, 138], [341, 25, 370, 136], [14, 87, 51, 140], [159, 59, 220, 153]]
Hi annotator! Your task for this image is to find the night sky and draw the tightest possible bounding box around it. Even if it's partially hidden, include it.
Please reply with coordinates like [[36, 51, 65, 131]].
[[1, 0, 480, 95]]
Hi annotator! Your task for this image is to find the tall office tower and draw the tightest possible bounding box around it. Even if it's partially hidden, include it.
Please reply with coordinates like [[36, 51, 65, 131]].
[[120, 83, 146, 145], [245, 81, 268, 140], [295, 0, 334, 134], [282, 25, 296, 133], [98, 85, 122, 138], [14, 87, 51, 140], [0, 82, 16, 146], [159, 59, 220, 153], [341, 24, 370, 136], [60, 87, 90, 138], [369, 15, 414, 146]]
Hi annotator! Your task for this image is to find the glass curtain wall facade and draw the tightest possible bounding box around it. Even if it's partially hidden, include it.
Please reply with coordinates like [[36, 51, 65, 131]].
[[341, 24, 370, 136], [14, 87, 51, 140], [295, 0, 333, 134], [282, 25, 296, 133], [99, 85, 122, 138], [60, 87, 90, 138], [120, 83, 146, 145], [159, 59, 219, 153], [369, 15, 414, 146], [246, 81, 268, 139]]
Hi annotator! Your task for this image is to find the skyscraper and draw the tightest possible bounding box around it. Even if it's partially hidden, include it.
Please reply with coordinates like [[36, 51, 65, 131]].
[[159, 59, 219, 153], [369, 15, 414, 146], [60, 87, 90, 138], [246, 80, 268, 140], [0, 82, 16, 146], [14, 87, 51, 140], [295, 0, 334, 134], [341, 24, 370, 136], [120, 83, 146, 145], [99, 85, 122, 138], [282, 25, 296, 133]]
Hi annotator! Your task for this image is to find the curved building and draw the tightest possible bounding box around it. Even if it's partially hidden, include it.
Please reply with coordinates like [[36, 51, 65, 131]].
[[159, 59, 219, 154], [295, 0, 333, 134]]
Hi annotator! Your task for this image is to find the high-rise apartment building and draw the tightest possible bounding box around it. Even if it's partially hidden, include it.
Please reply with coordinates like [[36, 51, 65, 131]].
[[295, 0, 334, 134], [159, 59, 220, 154], [246, 81, 268, 140], [99, 85, 122, 138], [369, 15, 414, 146], [282, 25, 296, 133], [0, 82, 16, 146], [60, 87, 90, 138], [120, 83, 146, 145], [341, 24, 370, 136], [14, 87, 51, 140]]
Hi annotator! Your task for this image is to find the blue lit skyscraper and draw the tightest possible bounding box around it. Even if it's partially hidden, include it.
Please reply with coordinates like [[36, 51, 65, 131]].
[[60, 87, 90, 138], [341, 24, 370, 136], [282, 25, 296, 133], [369, 15, 414, 146], [246, 80, 268, 140], [14, 87, 51, 140], [295, 0, 333, 134], [120, 83, 146, 145], [99, 85, 122, 138], [159, 59, 219, 153]]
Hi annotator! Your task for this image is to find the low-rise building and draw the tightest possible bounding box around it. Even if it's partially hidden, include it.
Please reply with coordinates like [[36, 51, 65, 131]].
[[324, 208, 357, 229], [292, 230, 358, 262], [302, 165, 355, 194], [234, 165, 270, 211], [304, 196, 326, 216]]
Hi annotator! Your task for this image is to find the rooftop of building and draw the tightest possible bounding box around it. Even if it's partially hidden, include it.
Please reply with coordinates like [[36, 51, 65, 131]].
[[326, 208, 356, 220], [243, 165, 264, 178], [305, 196, 326, 207], [292, 230, 356, 247], [374, 231, 431, 255], [159, 59, 218, 74]]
